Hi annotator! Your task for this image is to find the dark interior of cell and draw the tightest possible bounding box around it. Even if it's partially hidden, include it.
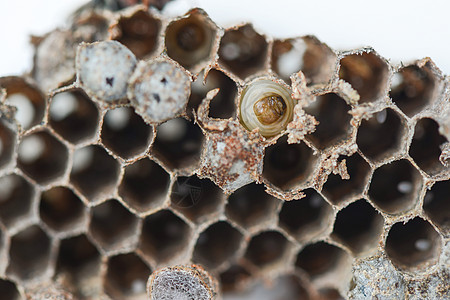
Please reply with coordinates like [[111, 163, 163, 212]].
[[295, 242, 344, 278], [187, 69, 237, 119], [226, 182, 279, 228], [244, 231, 288, 267], [113, 10, 161, 59], [7, 225, 51, 281], [40, 186, 86, 232], [193, 221, 243, 269], [17, 130, 69, 185], [423, 180, 450, 230], [49, 89, 99, 144], [304, 93, 352, 149], [105, 253, 151, 298], [70, 145, 120, 201], [219, 265, 251, 292], [339, 52, 388, 103], [119, 158, 170, 212], [139, 209, 191, 262], [409, 118, 447, 175], [332, 199, 383, 254], [218, 24, 268, 79], [151, 118, 204, 170], [368, 159, 420, 214], [386, 217, 440, 270], [0, 174, 34, 228], [90, 199, 139, 251], [0, 120, 16, 169], [318, 288, 345, 300], [322, 153, 371, 204], [171, 175, 223, 222], [72, 12, 110, 43], [356, 108, 403, 162], [165, 11, 215, 68], [389, 65, 435, 117], [0, 279, 20, 300], [263, 136, 316, 189], [279, 188, 332, 241], [101, 106, 152, 159]]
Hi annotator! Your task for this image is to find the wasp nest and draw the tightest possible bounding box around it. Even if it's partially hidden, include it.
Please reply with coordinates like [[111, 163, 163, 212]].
[[0, 1, 449, 299]]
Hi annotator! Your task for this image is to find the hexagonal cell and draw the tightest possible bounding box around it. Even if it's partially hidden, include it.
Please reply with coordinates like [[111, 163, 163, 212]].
[[89, 199, 140, 252], [219, 264, 251, 292], [18, 130, 69, 185], [112, 9, 161, 59], [139, 209, 191, 263], [390, 65, 436, 117], [193, 221, 243, 269], [279, 188, 333, 241], [244, 231, 289, 268], [332, 199, 383, 255], [119, 158, 170, 213], [304, 93, 352, 149], [409, 118, 448, 175], [322, 153, 371, 205], [368, 159, 422, 214], [356, 108, 405, 162], [7, 225, 51, 281], [0, 174, 35, 228], [40, 186, 86, 233], [101, 107, 153, 159], [165, 9, 216, 69], [218, 24, 268, 79], [104, 253, 151, 299], [70, 145, 120, 201], [170, 175, 223, 223], [0, 76, 46, 130], [151, 117, 204, 170], [338, 52, 389, 103], [424, 180, 450, 230], [385, 217, 441, 270], [0, 279, 20, 300], [187, 69, 238, 119], [0, 119, 17, 170], [263, 136, 317, 190], [226, 182, 280, 229], [49, 89, 99, 144]]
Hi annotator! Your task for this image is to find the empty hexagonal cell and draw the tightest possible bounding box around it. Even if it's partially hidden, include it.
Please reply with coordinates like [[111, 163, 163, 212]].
[[368, 159, 422, 214], [263, 136, 317, 190], [410, 118, 448, 175], [151, 117, 204, 170], [219, 264, 251, 292], [139, 209, 191, 263], [0, 76, 46, 130], [219, 24, 268, 79], [49, 89, 99, 144], [424, 180, 450, 230], [171, 175, 223, 223], [40, 186, 86, 233], [304, 93, 352, 149], [339, 52, 388, 103], [226, 183, 280, 229], [244, 231, 289, 268], [165, 9, 216, 69], [356, 108, 405, 162], [390, 65, 435, 117], [18, 130, 69, 185], [0, 119, 17, 170], [112, 9, 161, 59], [70, 145, 120, 201], [322, 153, 371, 204], [104, 253, 151, 299], [0, 174, 35, 227], [279, 188, 333, 241], [7, 225, 51, 281], [386, 217, 441, 270], [332, 199, 383, 255], [119, 158, 170, 213], [193, 221, 243, 269], [0, 279, 20, 300], [101, 107, 153, 159], [89, 199, 139, 252]]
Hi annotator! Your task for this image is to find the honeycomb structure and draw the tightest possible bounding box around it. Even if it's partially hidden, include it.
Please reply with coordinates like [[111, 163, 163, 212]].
[[0, 2, 449, 299]]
